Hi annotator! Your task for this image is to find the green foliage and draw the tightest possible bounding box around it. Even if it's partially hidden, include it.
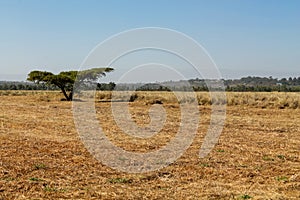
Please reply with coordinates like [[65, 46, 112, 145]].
[[276, 176, 288, 182], [29, 177, 43, 182], [199, 162, 211, 168], [277, 155, 285, 160], [27, 71, 54, 84], [240, 194, 252, 199], [97, 82, 116, 91], [77, 67, 114, 81], [262, 156, 274, 161], [27, 68, 113, 101], [225, 76, 300, 92]]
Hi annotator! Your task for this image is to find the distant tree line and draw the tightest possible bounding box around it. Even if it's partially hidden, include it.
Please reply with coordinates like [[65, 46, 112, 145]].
[[0, 81, 116, 91], [0, 81, 58, 90], [97, 82, 116, 91], [224, 76, 300, 92], [1, 76, 300, 92], [128, 76, 300, 92]]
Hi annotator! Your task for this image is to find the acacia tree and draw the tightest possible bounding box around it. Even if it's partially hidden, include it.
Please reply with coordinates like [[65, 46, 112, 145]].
[[27, 68, 114, 101]]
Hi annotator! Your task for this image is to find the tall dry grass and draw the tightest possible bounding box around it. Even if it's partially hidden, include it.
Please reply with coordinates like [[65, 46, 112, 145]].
[[96, 91, 300, 109], [1, 90, 299, 109], [0, 90, 63, 101]]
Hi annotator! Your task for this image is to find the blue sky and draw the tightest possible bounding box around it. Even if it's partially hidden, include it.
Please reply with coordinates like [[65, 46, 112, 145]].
[[0, 0, 299, 81]]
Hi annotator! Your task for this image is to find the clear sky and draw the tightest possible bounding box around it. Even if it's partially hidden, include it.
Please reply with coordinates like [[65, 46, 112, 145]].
[[0, 0, 299, 81]]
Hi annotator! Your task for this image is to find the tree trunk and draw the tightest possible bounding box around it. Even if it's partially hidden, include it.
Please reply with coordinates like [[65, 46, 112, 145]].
[[61, 87, 72, 101], [68, 91, 73, 101]]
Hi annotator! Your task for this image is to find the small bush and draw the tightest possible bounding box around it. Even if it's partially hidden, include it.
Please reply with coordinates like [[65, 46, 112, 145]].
[[129, 93, 138, 102], [240, 194, 252, 199]]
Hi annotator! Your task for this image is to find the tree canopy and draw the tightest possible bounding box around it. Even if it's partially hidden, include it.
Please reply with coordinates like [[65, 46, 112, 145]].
[[27, 68, 114, 101]]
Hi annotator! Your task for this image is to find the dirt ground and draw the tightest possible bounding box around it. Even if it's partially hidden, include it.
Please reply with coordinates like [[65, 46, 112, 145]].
[[0, 92, 299, 199]]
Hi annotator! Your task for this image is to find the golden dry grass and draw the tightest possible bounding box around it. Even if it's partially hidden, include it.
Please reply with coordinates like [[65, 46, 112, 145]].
[[96, 90, 300, 109], [0, 91, 299, 199]]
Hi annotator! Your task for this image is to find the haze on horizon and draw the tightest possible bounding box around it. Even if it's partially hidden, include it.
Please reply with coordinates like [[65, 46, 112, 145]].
[[0, 0, 299, 82]]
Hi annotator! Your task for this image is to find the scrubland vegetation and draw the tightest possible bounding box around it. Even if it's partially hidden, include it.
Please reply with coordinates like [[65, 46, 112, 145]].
[[2, 90, 300, 109], [96, 91, 300, 109], [0, 91, 299, 199]]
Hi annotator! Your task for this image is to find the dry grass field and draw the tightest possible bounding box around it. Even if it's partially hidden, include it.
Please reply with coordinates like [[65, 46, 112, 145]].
[[0, 91, 299, 199]]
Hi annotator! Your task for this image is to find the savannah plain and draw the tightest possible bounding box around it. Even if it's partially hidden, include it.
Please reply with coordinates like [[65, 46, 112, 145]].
[[0, 91, 299, 199]]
